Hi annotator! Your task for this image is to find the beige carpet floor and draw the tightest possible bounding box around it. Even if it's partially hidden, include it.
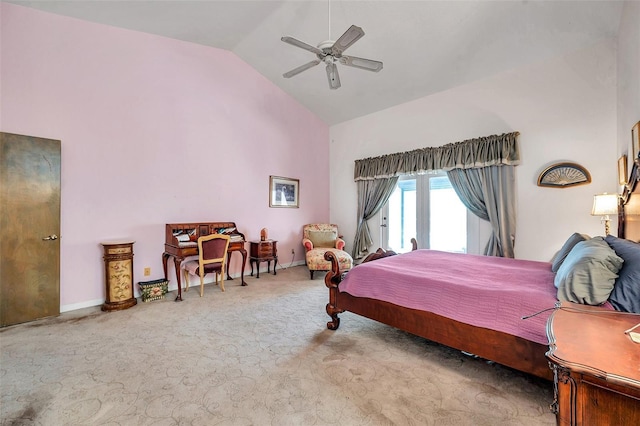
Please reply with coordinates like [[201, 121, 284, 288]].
[[1, 265, 555, 425]]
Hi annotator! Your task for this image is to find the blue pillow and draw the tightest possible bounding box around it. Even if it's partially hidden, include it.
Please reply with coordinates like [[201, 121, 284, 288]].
[[605, 235, 640, 313], [555, 237, 623, 305], [551, 233, 590, 272]]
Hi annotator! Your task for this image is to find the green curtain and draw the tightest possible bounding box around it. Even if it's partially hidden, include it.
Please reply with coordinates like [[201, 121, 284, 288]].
[[447, 165, 517, 257], [354, 132, 519, 180], [353, 132, 519, 257], [352, 177, 399, 259]]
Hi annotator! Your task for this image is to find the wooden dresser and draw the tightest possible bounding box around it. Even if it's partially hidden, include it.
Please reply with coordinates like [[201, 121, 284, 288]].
[[546, 303, 640, 425]]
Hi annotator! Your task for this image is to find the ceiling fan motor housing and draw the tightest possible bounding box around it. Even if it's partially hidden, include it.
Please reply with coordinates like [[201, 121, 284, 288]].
[[317, 40, 336, 63], [317, 40, 335, 51]]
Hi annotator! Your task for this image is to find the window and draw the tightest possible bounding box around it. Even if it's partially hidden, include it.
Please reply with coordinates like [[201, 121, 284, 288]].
[[385, 178, 416, 253], [383, 172, 469, 253]]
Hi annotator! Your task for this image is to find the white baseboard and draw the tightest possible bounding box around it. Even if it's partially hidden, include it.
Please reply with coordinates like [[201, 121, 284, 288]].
[[61, 298, 104, 313], [60, 262, 308, 313], [275, 259, 306, 269]]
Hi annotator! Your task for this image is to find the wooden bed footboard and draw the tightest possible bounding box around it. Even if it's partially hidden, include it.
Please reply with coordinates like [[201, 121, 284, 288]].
[[324, 239, 417, 330], [324, 250, 345, 331], [323, 250, 553, 381]]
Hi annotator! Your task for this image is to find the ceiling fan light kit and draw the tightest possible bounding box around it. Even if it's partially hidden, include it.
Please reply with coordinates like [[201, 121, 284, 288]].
[[281, 24, 383, 90]]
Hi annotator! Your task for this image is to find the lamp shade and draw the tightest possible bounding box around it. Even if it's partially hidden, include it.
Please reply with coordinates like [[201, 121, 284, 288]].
[[591, 193, 618, 216]]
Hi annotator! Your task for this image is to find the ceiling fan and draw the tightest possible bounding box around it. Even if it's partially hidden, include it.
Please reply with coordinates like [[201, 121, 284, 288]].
[[280, 23, 383, 90]]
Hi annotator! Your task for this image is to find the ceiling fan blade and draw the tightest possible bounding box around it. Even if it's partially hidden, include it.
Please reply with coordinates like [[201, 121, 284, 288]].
[[325, 62, 341, 90], [281, 36, 324, 56], [339, 55, 383, 72], [283, 59, 321, 78], [331, 25, 365, 56]]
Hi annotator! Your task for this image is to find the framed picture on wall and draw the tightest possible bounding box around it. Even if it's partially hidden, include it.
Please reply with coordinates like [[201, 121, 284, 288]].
[[269, 176, 299, 208], [618, 155, 628, 186], [633, 121, 640, 165]]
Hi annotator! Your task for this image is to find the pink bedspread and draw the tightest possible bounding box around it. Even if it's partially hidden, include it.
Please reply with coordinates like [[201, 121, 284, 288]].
[[339, 249, 559, 344]]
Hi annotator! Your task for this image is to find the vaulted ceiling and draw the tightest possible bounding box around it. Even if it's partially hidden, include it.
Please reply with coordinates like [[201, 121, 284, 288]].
[[9, 1, 624, 125]]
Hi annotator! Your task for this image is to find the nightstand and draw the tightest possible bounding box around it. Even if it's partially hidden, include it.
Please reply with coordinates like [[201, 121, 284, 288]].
[[546, 303, 640, 425], [249, 240, 277, 278]]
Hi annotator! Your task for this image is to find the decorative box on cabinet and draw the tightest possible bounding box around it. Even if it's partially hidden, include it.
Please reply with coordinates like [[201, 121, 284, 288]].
[[101, 240, 137, 311], [546, 303, 640, 425]]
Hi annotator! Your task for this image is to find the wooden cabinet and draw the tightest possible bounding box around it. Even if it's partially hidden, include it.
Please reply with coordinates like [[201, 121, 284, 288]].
[[546, 303, 640, 425], [101, 240, 137, 311], [249, 240, 277, 278]]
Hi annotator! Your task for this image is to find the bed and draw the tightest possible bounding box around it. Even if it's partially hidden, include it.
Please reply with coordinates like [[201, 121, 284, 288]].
[[325, 173, 640, 381]]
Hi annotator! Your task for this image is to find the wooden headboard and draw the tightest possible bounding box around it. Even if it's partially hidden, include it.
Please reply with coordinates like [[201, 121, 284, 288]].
[[619, 157, 640, 241]]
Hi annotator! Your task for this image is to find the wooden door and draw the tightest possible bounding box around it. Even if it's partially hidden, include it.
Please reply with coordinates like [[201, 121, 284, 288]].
[[0, 132, 61, 327]]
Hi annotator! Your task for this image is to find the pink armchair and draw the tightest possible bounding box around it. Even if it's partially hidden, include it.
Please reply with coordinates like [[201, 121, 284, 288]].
[[302, 224, 353, 279]]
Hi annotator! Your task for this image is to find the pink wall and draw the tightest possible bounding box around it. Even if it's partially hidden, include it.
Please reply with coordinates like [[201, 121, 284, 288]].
[[1, 3, 330, 310]]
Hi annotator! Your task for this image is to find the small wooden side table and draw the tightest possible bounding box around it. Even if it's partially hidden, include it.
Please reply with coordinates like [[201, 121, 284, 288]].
[[546, 302, 640, 425], [249, 240, 277, 278], [101, 240, 137, 311]]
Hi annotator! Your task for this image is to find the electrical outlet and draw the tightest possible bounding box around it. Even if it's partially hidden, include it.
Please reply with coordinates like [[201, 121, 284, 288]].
[[144, 267, 151, 276]]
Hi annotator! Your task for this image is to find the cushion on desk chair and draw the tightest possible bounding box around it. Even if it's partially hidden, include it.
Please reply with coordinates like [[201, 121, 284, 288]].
[[182, 259, 224, 276]]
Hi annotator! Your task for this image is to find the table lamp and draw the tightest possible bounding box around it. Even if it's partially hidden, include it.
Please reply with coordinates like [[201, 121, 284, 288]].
[[591, 193, 619, 235]]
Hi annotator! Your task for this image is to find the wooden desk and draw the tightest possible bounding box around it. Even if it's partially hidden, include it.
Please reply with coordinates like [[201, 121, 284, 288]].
[[249, 240, 277, 278], [163, 222, 247, 301], [546, 303, 640, 425]]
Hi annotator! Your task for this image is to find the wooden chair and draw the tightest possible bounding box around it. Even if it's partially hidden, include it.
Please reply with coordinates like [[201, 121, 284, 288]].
[[181, 234, 230, 297]]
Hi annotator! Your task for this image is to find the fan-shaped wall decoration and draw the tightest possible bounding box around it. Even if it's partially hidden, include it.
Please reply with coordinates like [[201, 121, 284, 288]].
[[537, 162, 591, 188]]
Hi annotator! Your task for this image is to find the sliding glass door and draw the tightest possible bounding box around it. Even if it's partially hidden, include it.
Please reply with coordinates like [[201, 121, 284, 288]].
[[382, 172, 469, 253]]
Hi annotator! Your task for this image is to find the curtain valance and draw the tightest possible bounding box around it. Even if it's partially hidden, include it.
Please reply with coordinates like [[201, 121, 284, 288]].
[[354, 132, 520, 181]]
